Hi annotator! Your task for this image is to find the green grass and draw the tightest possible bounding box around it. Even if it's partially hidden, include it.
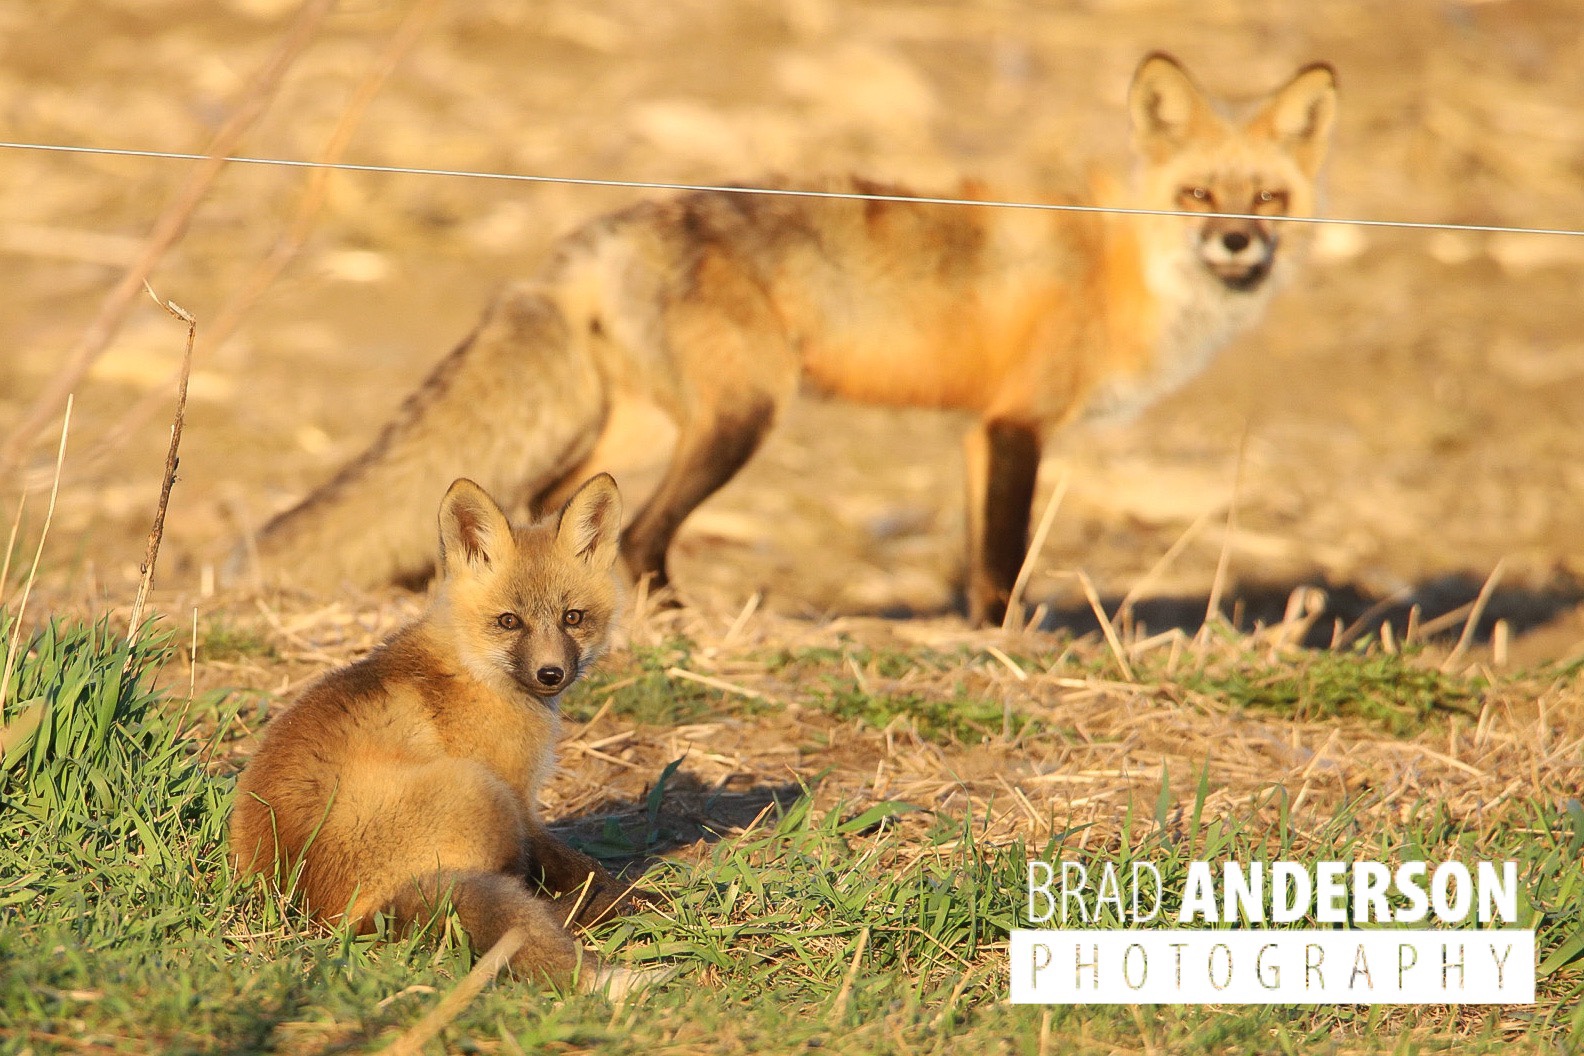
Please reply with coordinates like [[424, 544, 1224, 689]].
[[1, 615, 1580, 1054], [1180, 646, 1480, 735], [570, 639, 739, 725], [805, 682, 1034, 742], [196, 620, 277, 662], [577, 643, 1048, 744], [771, 644, 1044, 742], [580, 637, 1482, 748]]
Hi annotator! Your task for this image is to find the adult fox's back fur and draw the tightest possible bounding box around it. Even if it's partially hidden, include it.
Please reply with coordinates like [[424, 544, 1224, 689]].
[[248, 52, 1336, 624]]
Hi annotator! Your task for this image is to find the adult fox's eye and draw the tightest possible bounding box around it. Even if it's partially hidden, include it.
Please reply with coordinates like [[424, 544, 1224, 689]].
[[497, 612, 521, 630], [562, 609, 584, 627]]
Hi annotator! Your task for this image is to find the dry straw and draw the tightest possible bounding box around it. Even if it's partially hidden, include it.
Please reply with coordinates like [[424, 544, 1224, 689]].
[[0, 0, 337, 472], [0, 397, 71, 717], [82, 0, 445, 467], [124, 286, 196, 653]]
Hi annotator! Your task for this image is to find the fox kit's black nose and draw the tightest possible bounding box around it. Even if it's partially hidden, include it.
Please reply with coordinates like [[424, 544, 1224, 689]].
[[1222, 230, 1251, 253], [535, 665, 566, 688]]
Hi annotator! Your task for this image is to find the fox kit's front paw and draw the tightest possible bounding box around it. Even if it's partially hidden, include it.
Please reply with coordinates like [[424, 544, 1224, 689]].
[[553, 877, 660, 931], [623, 885, 664, 910]]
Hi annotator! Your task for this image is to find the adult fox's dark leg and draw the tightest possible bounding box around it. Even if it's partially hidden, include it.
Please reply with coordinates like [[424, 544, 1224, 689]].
[[620, 400, 776, 592], [964, 418, 1042, 626]]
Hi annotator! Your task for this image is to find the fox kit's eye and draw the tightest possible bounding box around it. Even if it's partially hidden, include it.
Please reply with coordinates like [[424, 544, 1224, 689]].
[[1179, 186, 1213, 210], [496, 612, 521, 631], [562, 609, 584, 627]]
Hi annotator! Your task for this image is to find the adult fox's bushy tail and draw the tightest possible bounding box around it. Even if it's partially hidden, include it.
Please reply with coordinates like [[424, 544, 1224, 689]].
[[247, 286, 605, 587]]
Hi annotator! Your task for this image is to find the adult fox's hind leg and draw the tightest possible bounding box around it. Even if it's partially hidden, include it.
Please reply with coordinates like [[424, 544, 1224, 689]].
[[619, 400, 778, 593], [612, 262, 795, 594]]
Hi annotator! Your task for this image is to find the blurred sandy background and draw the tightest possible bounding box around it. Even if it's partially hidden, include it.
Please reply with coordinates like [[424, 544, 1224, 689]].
[[1, 0, 1582, 655]]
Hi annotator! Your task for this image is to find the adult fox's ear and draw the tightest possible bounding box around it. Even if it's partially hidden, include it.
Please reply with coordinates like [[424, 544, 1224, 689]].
[[1250, 62, 1338, 176], [1129, 52, 1218, 163], [557, 473, 623, 571], [438, 478, 514, 575]]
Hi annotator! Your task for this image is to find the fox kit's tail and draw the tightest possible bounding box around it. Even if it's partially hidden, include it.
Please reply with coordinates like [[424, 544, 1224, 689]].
[[387, 869, 588, 987], [243, 285, 606, 589]]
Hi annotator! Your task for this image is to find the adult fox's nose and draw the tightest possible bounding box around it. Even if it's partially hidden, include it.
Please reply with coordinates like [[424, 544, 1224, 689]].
[[536, 665, 566, 688]]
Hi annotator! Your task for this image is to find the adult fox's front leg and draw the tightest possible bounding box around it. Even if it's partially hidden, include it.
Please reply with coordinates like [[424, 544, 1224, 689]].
[[964, 418, 1043, 627]]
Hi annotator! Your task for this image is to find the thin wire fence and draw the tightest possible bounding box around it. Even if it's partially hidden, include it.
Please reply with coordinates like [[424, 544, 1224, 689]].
[[3, 139, 1582, 240]]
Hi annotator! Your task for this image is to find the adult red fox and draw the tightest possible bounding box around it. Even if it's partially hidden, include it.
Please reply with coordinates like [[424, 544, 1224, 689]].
[[231, 474, 642, 988], [247, 53, 1336, 625]]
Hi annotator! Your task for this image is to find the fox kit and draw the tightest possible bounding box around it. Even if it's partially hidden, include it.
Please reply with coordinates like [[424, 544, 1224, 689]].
[[231, 474, 636, 987], [248, 53, 1336, 625]]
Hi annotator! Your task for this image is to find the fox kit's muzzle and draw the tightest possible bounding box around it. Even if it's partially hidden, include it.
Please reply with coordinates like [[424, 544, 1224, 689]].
[[510, 628, 580, 700]]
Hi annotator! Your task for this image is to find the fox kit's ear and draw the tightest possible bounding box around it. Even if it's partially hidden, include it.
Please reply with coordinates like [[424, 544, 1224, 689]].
[[439, 478, 514, 575], [556, 473, 623, 571], [1129, 52, 1216, 163], [1251, 62, 1337, 176]]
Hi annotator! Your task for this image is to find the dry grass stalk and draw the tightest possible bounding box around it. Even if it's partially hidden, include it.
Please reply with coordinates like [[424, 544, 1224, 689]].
[[1334, 585, 1414, 650], [0, 397, 71, 717], [0, 490, 25, 602], [666, 665, 773, 703], [1441, 558, 1506, 673], [1267, 585, 1325, 656], [1076, 569, 1134, 682], [722, 591, 762, 645], [125, 288, 196, 653], [1405, 603, 1423, 645], [827, 925, 871, 1024], [381, 925, 528, 1056], [1416, 600, 1480, 641], [1197, 435, 1249, 651], [0, 0, 336, 473], [84, 0, 445, 465], [1002, 465, 1070, 632], [1492, 618, 1510, 667], [1115, 506, 1215, 628]]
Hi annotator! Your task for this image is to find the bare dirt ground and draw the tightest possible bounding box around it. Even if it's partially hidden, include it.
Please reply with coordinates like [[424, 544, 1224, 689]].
[[4, 0, 1584, 661]]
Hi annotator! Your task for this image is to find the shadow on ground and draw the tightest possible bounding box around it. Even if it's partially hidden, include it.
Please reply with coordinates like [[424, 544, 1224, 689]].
[[551, 771, 807, 876], [883, 572, 1584, 651], [1058, 572, 1584, 649]]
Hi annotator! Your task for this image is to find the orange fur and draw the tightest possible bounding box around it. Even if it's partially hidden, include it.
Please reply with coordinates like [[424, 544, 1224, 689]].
[[246, 53, 1336, 625]]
